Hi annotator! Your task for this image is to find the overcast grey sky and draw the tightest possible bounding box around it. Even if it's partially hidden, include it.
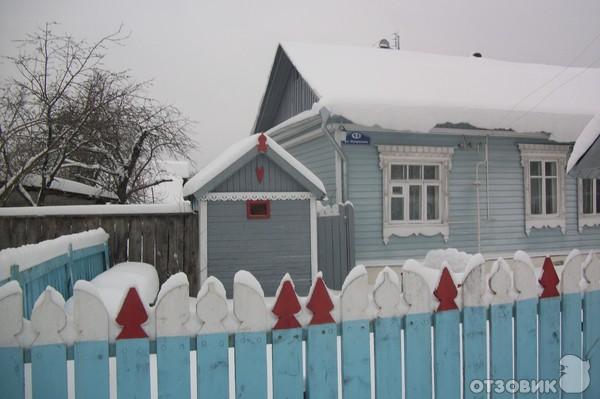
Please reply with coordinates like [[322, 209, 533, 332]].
[[2, 0, 600, 170]]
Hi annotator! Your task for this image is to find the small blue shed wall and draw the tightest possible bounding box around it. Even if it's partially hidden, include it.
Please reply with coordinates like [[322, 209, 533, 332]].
[[286, 133, 337, 203], [342, 132, 600, 263]]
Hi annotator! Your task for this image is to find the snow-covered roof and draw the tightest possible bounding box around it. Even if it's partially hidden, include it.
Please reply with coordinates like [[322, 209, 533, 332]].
[[276, 42, 600, 142], [183, 134, 326, 198], [567, 112, 600, 176], [21, 175, 118, 200]]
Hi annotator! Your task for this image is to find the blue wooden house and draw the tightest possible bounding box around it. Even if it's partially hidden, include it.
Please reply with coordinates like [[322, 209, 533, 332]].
[[252, 42, 600, 269], [183, 133, 326, 295]]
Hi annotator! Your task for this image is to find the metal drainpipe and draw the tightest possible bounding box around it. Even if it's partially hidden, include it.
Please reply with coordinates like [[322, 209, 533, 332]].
[[320, 108, 348, 202], [474, 136, 490, 253]]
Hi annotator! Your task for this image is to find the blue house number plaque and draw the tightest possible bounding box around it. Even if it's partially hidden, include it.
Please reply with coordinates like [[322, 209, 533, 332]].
[[345, 132, 370, 145]]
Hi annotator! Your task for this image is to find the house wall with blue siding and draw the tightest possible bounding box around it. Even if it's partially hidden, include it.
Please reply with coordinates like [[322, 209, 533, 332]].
[[286, 133, 337, 203], [342, 132, 600, 264], [207, 200, 311, 296]]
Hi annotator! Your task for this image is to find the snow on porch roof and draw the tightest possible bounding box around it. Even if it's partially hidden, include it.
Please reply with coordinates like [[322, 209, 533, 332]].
[[278, 42, 600, 142], [182, 134, 326, 198]]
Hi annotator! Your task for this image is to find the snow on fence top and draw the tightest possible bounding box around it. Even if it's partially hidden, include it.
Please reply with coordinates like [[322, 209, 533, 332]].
[[0, 228, 109, 280], [182, 133, 326, 197], [0, 201, 193, 217], [277, 42, 600, 142], [1, 249, 599, 347]]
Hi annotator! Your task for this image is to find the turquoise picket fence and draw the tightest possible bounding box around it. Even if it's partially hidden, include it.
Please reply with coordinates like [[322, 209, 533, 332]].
[[0, 250, 599, 399], [0, 229, 110, 318]]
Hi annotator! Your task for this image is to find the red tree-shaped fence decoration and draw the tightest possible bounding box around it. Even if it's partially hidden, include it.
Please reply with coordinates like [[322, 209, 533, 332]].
[[434, 267, 459, 311], [257, 133, 268, 153], [272, 280, 302, 329], [539, 257, 560, 298], [116, 287, 149, 339], [256, 166, 265, 183], [306, 277, 335, 325]]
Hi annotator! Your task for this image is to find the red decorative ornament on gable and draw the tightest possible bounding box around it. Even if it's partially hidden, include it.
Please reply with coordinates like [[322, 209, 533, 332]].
[[257, 133, 268, 153], [306, 277, 335, 325], [116, 287, 149, 339], [434, 267, 458, 311], [272, 280, 302, 329], [256, 166, 264, 183], [539, 257, 560, 298]]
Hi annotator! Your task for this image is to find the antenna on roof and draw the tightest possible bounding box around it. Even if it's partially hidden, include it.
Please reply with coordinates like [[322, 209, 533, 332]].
[[393, 33, 400, 50]]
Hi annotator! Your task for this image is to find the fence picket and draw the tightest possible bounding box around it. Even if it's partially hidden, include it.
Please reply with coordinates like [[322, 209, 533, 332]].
[[514, 298, 538, 399], [31, 344, 68, 399], [490, 303, 513, 399], [74, 341, 110, 399], [374, 317, 402, 399], [234, 332, 268, 399], [463, 306, 487, 399], [272, 328, 304, 399], [404, 313, 432, 399], [583, 290, 600, 399], [539, 297, 561, 399], [116, 338, 151, 399], [562, 293, 583, 399], [341, 319, 371, 399], [434, 309, 461, 398], [0, 347, 24, 399], [157, 336, 191, 399], [306, 323, 338, 399], [197, 333, 229, 399]]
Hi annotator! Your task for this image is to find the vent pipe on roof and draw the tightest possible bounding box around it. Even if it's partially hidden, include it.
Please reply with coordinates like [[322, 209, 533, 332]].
[[472, 52, 482, 58], [378, 39, 391, 49]]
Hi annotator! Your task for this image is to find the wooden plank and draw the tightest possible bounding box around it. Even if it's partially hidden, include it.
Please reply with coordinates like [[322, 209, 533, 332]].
[[44, 217, 58, 240], [490, 303, 513, 399], [434, 309, 461, 399], [539, 297, 561, 399], [514, 298, 538, 399], [272, 328, 304, 399], [157, 336, 191, 399], [374, 316, 402, 399], [463, 306, 487, 399], [187, 213, 199, 295], [584, 290, 600, 399], [141, 217, 155, 266], [31, 344, 68, 399], [98, 217, 115, 267], [306, 323, 338, 399], [74, 341, 109, 399], [197, 333, 229, 399], [344, 203, 355, 275], [337, 206, 348, 289], [341, 319, 371, 399], [404, 313, 432, 399], [113, 217, 129, 264], [0, 217, 12, 249], [234, 332, 268, 399], [128, 216, 142, 262], [11, 218, 27, 248], [70, 216, 87, 235], [25, 218, 42, 244], [154, 216, 170, 282], [170, 215, 185, 274], [562, 293, 583, 399], [0, 347, 24, 399], [116, 338, 151, 399]]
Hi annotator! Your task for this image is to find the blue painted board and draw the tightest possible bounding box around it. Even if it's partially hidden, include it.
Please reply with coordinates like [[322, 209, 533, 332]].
[[74, 341, 109, 399], [434, 310, 460, 399], [404, 312, 432, 399], [157, 336, 191, 399], [463, 306, 487, 399], [306, 323, 338, 399], [0, 347, 24, 399], [584, 290, 600, 399], [490, 303, 513, 399], [272, 328, 304, 399], [197, 333, 229, 399], [374, 317, 402, 399], [31, 344, 67, 399], [116, 338, 150, 399], [514, 298, 538, 399], [341, 319, 371, 399], [235, 332, 268, 399], [539, 297, 561, 399], [562, 293, 583, 399]]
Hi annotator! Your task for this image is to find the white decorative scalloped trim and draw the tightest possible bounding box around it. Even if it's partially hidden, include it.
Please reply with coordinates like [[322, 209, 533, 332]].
[[199, 192, 314, 201]]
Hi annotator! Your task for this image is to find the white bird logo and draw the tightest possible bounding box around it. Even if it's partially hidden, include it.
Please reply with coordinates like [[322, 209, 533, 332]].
[[559, 355, 590, 394]]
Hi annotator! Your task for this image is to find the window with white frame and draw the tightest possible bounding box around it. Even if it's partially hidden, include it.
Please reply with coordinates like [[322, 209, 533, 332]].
[[518, 144, 569, 235], [578, 178, 600, 232], [378, 145, 453, 243]]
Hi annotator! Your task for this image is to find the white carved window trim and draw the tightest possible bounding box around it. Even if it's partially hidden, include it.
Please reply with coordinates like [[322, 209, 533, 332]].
[[378, 145, 454, 243], [518, 144, 569, 235], [199, 192, 313, 201], [577, 178, 600, 232]]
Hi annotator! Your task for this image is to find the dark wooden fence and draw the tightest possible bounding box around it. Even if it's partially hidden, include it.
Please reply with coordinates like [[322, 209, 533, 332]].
[[0, 208, 199, 293], [317, 202, 355, 290]]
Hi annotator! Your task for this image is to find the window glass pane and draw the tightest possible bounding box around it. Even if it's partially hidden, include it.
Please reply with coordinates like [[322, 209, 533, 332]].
[[424, 165, 439, 180], [392, 186, 403, 195], [545, 161, 557, 177], [530, 161, 542, 177], [427, 185, 439, 220], [583, 179, 593, 214], [391, 197, 404, 220], [408, 165, 421, 180], [531, 177, 542, 215], [391, 165, 406, 180], [545, 178, 557, 214], [409, 185, 422, 220]]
